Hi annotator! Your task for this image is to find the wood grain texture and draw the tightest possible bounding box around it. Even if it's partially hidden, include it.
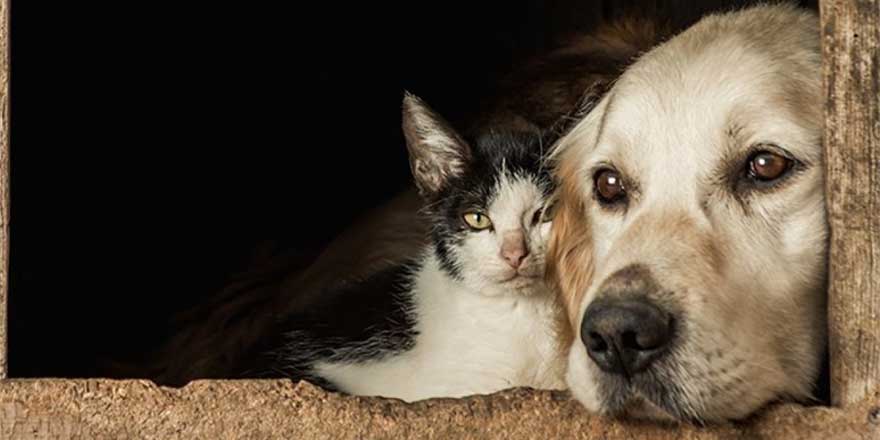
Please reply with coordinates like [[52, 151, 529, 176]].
[[0, 380, 876, 439], [0, 0, 9, 379], [821, 0, 880, 407]]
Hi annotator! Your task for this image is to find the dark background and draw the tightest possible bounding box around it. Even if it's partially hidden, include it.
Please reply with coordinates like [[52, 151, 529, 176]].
[[8, 0, 817, 377]]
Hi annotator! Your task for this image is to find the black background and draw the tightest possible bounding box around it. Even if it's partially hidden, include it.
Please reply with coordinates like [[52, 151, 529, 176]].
[[8, 0, 817, 377], [9, 0, 589, 377]]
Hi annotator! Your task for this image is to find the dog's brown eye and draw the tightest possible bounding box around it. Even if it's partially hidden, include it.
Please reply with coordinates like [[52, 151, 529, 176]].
[[595, 169, 626, 203], [748, 151, 791, 181]]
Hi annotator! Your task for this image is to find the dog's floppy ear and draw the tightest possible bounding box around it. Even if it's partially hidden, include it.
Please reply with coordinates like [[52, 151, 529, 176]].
[[546, 158, 595, 328], [401, 92, 472, 197], [545, 95, 610, 327]]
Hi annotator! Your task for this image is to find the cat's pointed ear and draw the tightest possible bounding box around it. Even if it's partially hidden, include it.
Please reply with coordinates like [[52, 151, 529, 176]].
[[402, 92, 472, 196]]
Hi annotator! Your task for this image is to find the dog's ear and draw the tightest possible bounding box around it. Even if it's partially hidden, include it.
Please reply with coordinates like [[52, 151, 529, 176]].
[[546, 156, 595, 329], [401, 92, 472, 197], [545, 93, 611, 330]]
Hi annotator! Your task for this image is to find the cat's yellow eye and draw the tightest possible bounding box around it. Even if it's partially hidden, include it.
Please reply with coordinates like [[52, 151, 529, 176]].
[[463, 212, 492, 230]]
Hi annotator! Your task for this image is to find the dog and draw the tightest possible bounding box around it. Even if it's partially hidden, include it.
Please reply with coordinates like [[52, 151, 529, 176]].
[[548, 3, 826, 423]]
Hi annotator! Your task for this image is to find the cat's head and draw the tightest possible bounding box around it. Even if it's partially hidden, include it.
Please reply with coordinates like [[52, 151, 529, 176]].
[[402, 93, 556, 297]]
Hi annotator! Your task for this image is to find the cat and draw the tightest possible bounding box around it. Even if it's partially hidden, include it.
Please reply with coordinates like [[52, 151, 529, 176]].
[[263, 94, 567, 401]]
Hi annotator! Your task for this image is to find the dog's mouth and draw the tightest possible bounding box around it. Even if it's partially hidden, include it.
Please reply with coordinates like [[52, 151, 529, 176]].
[[617, 396, 679, 423], [589, 355, 708, 424]]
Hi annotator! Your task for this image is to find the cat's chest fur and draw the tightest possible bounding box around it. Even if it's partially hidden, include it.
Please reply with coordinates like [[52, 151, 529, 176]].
[[313, 254, 566, 402]]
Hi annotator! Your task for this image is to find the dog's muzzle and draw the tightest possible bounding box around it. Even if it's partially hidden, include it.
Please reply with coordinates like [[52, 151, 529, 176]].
[[579, 265, 677, 377]]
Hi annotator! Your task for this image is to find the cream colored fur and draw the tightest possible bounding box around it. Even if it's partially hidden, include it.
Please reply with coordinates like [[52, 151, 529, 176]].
[[550, 3, 826, 422]]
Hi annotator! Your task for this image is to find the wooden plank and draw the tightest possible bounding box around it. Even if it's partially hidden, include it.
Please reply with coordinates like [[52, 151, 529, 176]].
[[0, 379, 874, 439], [0, 0, 9, 379], [821, 0, 880, 406]]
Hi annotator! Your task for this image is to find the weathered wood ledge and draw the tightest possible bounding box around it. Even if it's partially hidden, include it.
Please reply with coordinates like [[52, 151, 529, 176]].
[[0, 379, 876, 439]]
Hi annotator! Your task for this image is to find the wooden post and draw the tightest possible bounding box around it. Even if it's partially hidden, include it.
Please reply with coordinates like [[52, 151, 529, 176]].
[[821, 0, 880, 406], [0, 0, 9, 379]]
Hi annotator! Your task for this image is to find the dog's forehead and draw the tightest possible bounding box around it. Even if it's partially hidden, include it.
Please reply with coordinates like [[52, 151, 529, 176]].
[[607, 41, 766, 145], [593, 32, 820, 184]]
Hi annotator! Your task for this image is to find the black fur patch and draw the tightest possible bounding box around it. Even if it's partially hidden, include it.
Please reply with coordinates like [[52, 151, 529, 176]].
[[263, 262, 420, 389]]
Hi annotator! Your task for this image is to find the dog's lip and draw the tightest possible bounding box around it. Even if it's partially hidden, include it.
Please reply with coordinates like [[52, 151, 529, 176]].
[[590, 368, 685, 422], [599, 384, 678, 421], [619, 396, 679, 423]]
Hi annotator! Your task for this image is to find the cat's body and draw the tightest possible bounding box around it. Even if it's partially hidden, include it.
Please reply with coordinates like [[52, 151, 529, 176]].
[[268, 125, 566, 401], [279, 253, 564, 400]]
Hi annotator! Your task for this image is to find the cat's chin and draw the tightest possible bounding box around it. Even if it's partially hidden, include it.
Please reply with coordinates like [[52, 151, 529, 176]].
[[461, 265, 549, 297], [483, 275, 547, 297]]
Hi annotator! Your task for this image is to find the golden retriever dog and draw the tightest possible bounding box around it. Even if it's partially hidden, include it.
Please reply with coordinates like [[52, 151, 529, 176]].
[[548, 3, 826, 423]]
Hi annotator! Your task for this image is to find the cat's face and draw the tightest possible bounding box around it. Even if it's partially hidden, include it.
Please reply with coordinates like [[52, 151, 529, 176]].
[[402, 93, 555, 297], [432, 143, 553, 296]]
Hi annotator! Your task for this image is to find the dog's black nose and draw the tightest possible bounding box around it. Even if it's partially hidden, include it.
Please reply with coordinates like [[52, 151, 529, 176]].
[[581, 297, 674, 376]]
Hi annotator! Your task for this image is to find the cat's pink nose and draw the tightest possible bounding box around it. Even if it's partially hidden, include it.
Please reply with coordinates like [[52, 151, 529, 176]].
[[501, 231, 529, 269]]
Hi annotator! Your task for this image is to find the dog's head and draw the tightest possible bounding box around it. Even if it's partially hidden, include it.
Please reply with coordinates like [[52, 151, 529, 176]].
[[548, 4, 826, 423]]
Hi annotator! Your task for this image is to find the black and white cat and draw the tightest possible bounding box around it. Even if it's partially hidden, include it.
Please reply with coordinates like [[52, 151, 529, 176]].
[[269, 94, 567, 401]]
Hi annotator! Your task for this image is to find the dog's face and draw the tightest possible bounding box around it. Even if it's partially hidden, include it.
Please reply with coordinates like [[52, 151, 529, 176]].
[[549, 5, 826, 423]]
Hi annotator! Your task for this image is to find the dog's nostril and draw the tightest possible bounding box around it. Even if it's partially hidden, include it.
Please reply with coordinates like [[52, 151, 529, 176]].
[[588, 332, 608, 352], [621, 330, 639, 350]]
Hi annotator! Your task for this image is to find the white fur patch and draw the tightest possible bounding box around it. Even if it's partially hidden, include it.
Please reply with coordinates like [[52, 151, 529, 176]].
[[315, 253, 565, 401]]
